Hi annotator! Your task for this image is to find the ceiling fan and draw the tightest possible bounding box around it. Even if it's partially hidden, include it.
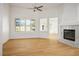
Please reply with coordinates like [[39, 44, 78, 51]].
[[27, 5, 43, 12]]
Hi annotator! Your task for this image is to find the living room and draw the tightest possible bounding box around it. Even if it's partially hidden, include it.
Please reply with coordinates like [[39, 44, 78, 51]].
[[0, 3, 79, 56]]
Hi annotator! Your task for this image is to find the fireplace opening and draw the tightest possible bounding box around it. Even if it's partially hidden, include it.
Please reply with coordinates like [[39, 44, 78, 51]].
[[64, 29, 75, 41]]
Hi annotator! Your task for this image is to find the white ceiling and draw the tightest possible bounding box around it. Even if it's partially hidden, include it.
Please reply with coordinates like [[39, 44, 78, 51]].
[[10, 3, 63, 8]]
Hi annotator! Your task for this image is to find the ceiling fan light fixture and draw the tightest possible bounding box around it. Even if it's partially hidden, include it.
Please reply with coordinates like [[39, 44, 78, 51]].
[[27, 5, 43, 12], [33, 9, 36, 12]]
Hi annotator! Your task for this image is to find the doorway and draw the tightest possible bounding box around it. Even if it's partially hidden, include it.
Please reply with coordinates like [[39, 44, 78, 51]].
[[49, 17, 58, 39]]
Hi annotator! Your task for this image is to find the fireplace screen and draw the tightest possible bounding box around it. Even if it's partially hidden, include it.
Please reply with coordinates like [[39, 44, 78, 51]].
[[64, 29, 75, 41]]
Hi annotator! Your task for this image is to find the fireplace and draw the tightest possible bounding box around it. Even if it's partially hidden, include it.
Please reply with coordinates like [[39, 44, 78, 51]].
[[64, 29, 75, 41]]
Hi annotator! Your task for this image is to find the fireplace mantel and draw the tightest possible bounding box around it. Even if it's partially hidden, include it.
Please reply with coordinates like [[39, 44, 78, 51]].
[[59, 25, 79, 48]]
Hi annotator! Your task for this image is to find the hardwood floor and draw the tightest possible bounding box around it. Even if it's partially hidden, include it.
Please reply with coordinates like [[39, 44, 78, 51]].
[[3, 38, 79, 56]]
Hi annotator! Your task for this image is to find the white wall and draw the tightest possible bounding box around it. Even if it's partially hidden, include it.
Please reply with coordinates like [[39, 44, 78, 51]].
[[61, 4, 78, 25], [0, 5, 3, 55], [77, 4, 79, 22], [10, 5, 61, 39], [2, 4, 10, 44], [0, 4, 10, 56]]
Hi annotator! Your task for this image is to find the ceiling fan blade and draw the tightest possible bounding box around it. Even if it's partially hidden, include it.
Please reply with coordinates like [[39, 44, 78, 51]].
[[38, 6, 43, 8], [37, 8, 42, 11]]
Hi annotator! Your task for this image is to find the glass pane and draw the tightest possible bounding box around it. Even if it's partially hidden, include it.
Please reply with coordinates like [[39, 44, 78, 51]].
[[26, 20, 31, 31], [20, 26, 25, 31], [26, 20, 31, 25], [31, 19, 35, 24], [16, 18, 21, 26], [31, 19, 36, 31], [16, 26, 20, 32], [20, 20, 25, 26], [40, 18, 47, 31], [15, 18, 25, 32], [31, 27, 35, 31], [26, 26, 30, 31]]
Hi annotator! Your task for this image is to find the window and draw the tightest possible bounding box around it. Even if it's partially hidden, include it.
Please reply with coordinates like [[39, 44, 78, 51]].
[[31, 19, 36, 31], [15, 18, 36, 32], [40, 18, 47, 31], [16, 18, 25, 32], [26, 20, 31, 31]]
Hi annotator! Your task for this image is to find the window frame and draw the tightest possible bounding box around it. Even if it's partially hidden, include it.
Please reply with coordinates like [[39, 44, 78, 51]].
[[15, 18, 36, 32]]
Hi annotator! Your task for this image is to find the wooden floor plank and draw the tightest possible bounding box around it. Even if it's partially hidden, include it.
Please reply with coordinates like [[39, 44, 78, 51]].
[[3, 38, 79, 56]]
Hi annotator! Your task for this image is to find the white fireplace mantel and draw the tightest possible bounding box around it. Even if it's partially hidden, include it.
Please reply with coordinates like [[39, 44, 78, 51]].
[[59, 25, 79, 48]]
